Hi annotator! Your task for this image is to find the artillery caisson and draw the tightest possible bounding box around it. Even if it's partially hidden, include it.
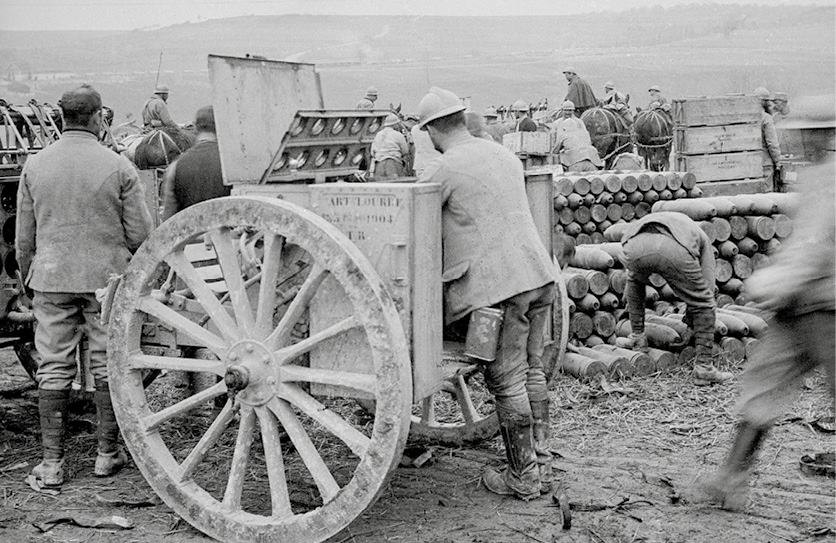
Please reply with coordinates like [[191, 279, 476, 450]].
[[0, 99, 63, 380], [103, 55, 569, 542]]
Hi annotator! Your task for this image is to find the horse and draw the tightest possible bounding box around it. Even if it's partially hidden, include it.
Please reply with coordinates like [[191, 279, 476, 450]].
[[632, 108, 674, 171], [580, 106, 633, 169], [131, 126, 195, 170]]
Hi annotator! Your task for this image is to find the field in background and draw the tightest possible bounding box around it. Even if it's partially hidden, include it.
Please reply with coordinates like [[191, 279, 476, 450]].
[[0, 5, 833, 124]]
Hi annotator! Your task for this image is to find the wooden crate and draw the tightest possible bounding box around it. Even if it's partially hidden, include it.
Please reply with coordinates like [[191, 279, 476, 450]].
[[675, 123, 762, 155], [675, 151, 762, 183], [672, 95, 761, 127], [696, 178, 771, 197], [503, 131, 551, 156]]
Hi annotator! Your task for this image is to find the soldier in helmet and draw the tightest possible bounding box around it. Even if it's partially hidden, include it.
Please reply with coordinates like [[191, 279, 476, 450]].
[[511, 100, 537, 132], [416, 86, 556, 501], [356, 86, 379, 110], [601, 81, 633, 126], [370, 112, 409, 179], [551, 102, 602, 172], [141, 84, 177, 130], [483, 106, 509, 143], [562, 67, 597, 116], [647, 85, 669, 110], [753, 87, 782, 187]]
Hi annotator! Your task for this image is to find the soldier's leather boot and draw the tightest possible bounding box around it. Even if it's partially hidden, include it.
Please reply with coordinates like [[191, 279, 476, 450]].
[[32, 389, 70, 487], [94, 381, 127, 477], [483, 412, 541, 501], [530, 400, 553, 493], [690, 308, 733, 386], [700, 421, 769, 510]]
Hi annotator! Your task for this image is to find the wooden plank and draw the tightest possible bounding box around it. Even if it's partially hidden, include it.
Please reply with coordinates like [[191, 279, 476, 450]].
[[675, 124, 762, 155], [672, 95, 761, 127], [696, 178, 771, 197], [675, 151, 762, 182]]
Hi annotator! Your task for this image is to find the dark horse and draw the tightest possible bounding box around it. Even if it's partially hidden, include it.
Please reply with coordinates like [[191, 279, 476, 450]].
[[580, 107, 632, 169], [133, 126, 195, 170], [632, 109, 673, 171]]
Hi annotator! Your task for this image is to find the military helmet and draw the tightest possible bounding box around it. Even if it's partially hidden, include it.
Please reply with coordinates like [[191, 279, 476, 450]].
[[484, 106, 498, 118], [154, 84, 170, 95], [561, 100, 575, 111], [417, 86, 467, 128], [365, 86, 379, 98], [562, 66, 576, 75], [648, 85, 661, 93], [512, 99, 528, 112], [383, 112, 400, 127], [604, 81, 615, 89], [753, 87, 772, 100]]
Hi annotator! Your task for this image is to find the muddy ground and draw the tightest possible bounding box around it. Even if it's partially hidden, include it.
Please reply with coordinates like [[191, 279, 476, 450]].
[[1, 347, 833, 543]]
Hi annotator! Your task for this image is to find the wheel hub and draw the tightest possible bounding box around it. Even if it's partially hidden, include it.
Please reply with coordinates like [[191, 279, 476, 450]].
[[225, 339, 276, 406]]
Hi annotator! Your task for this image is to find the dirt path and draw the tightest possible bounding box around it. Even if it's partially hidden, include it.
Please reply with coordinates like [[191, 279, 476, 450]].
[[1, 348, 833, 543]]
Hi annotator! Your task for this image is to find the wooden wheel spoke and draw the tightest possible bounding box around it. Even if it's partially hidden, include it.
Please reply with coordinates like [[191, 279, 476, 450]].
[[453, 373, 480, 423], [165, 250, 241, 343], [208, 229, 255, 332], [274, 316, 360, 363], [421, 396, 436, 424], [223, 405, 256, 510], [177, 400, 235, 482], [279, 384, 370, 458], [137, 297, 227, 356], [128, 353, 225, 376], [144, 381, 227, 433], [266, 264, 328, 349], [267, 398, 340, 503], [256, 406, 292, 518], [255, 232, 284, 338], [280, 364, 375, 395]]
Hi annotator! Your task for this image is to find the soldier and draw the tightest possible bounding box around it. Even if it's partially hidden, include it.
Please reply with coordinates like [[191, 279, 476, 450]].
[[551, 102, 602, 172], [355, 86, 379, 110], [511, 100, 537, 132], [700, 159, 834, 510], [370, 113, 409, 178], [616, 212, 734, 386], [141, 84, 177, 130], [601, 81, 634, 126], [771, 91, 790, 121], [562, 67, 597, 116], [601, 81, 626, 107], [17, 84, 154, 487], [483, 106, 509, 143], [161, 105, 230, 221], [465, 111, 494, 141], [753, 87, 782, 187], [647, 85, 669, 109], [416, 86, 556, 501]]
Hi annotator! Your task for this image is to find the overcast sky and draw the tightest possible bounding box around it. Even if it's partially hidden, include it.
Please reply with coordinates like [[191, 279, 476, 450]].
[[0, 0, 832, 31]]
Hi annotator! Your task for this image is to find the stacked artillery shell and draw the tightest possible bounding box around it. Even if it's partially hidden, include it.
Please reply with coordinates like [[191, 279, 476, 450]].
[[554, 175, 794, 381], [554, 170, 697, 245]]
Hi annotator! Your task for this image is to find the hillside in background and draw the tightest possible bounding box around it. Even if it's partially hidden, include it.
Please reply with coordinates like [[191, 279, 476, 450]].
[[0, 4, 833, 123]]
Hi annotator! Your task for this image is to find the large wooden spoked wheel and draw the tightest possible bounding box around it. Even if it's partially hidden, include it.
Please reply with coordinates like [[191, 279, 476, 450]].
[[107, 196, 412, 543], [409, 264, 570, 446], [409, 344, 498, 446]]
